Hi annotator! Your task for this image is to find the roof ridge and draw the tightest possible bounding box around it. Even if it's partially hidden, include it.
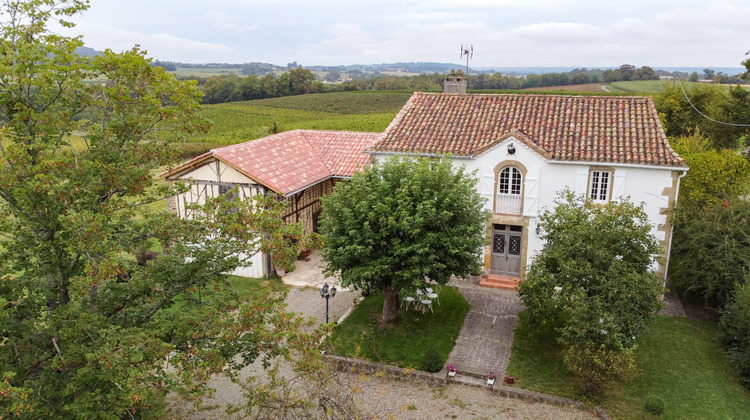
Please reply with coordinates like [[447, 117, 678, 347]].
[[299, 131, 336, 176]]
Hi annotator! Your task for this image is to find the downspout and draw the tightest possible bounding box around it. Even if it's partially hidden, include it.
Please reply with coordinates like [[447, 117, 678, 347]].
[[663, 170, 687, 285]]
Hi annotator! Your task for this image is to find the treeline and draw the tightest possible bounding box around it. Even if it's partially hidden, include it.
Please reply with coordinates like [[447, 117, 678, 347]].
[[192, 64, 664, 105], [192, 68, 325, 104]]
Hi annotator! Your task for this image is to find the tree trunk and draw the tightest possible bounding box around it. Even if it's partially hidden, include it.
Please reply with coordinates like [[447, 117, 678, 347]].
[[381, 284, 401, 323]]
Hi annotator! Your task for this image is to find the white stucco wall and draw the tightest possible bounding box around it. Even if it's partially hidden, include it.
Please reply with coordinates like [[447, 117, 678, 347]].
[[463, 136, 679, 274], [372, 135, 682, 277]]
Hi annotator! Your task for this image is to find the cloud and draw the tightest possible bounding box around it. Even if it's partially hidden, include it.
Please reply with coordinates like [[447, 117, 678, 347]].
[[204, 11, 260, 34], [70, 23, 237, 62], [54, 0, 750, 67]]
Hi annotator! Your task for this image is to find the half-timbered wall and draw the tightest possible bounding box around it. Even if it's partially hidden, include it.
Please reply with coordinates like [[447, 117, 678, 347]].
[[166, 158, 267, 278], [281, 178, 338, 236]]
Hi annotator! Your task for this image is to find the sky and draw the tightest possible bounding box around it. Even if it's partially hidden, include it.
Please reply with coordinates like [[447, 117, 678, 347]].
[[58, 0, 750, 69]]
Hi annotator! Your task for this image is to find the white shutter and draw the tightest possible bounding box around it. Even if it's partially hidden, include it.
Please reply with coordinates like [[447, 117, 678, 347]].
[[575, 167, 589, 195], [612, 169, 626, 201], [481, 174, 495, 212], [523, 167, 540, 217]]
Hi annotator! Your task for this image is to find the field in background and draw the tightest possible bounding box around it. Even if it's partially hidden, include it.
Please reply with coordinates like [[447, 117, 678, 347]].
[[190, 91, 412, 145]]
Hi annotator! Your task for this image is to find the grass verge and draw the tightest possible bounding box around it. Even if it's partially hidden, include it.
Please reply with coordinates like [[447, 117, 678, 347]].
[[326, 287, 469, 369], [506, 312, 750, 419]]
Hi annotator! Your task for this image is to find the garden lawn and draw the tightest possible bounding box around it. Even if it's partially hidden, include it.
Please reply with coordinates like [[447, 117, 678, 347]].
[[159, 275, 288, 317], [326, 287, 469, 370], [506, 313, 750, 419]]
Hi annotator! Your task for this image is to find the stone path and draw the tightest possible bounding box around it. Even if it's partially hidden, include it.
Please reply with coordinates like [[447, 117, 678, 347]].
[[659, 278, 687, 317], [446, 277, 524, 379]]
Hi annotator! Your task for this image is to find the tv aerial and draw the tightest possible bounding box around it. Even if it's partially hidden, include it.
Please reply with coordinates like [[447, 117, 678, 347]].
[[460, 44, 473, 74]]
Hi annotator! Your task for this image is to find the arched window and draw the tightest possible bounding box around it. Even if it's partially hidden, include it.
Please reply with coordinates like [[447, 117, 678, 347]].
[[496, 166, 523, 214]]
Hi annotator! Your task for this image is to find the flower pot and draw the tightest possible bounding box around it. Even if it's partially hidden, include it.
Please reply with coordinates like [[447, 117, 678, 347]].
[[448, 370, 456, 377], [469, 274, 481, 284], [487, 377, 495, 386], [504, 375, 515, 385], [275, 267, 286, 277]]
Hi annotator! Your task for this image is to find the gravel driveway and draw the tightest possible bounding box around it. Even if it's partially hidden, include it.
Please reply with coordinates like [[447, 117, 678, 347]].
[[174, 283, 596, 419]]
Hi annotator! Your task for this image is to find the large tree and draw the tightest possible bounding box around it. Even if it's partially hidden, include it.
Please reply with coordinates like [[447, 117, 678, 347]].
[[518, 191, 663, 394], [0, 1, 317, 417], [320, 156, 487, 322]]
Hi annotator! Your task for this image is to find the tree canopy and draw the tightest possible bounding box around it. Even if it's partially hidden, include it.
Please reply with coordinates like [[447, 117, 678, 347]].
[[0, 0, 320, 417], [654, 82, 750, 151], [518, 191, 663, 394], [320, 156, 487, 322]]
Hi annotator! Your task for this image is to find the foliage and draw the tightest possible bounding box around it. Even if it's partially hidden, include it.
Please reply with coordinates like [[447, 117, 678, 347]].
[[518, 191, 663, 394], [654, 82, 750, 150], [320, 156, 486, 322], [422, 345, 443, 373], [0, 1, 322, 417], [719, 279, 750, 387], [507, 314, 750, 418], [671, 134, 750, 208], [668, 136, 750, 306], [644, 394, 666, 415], [670, 201, 750, 306], [326, 287, 469, 368]]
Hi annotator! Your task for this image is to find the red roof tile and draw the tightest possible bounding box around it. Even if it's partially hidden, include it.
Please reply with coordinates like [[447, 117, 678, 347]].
[[162, 130, 380, 195], [369, 93, 686, 168]]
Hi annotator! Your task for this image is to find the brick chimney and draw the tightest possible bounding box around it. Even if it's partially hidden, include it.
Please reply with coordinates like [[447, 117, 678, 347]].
[[444, 69, 467, 94]]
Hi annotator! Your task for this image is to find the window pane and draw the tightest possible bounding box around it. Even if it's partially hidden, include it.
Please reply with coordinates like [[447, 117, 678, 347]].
[[511, 168, 521, 195], [590, 172, 600, 199], [499, 168, 509, 194], [599, 172, 610, 201]]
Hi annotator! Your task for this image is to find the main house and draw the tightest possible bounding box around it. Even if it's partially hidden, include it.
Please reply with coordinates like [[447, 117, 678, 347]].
[[163, 79, 686, 284], [367, 90, 686, 286]]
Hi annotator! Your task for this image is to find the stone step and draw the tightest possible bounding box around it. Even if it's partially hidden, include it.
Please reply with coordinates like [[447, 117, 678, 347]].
[[479, 275, 520, 290]]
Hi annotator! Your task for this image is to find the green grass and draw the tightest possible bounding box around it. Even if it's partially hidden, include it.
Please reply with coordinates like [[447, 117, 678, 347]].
[[226, 274, 288, 294], [326, 287, 469, 369], [607, 80, 671, 94], [506, 313, 750, 419], [159, 275, 288, 317]]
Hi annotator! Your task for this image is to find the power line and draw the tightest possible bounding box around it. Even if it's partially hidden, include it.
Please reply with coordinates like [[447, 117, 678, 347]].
[[679, 82, 750, 127]]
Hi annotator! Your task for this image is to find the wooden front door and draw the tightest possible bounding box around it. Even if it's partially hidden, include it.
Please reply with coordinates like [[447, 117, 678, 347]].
[[490, 224, 522, 277]]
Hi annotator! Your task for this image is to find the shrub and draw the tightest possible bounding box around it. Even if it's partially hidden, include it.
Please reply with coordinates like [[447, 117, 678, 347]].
[[644, 394, 666, 415], [422, 345, 443, 373], [518, 191, 663, 394], [718, 279, 750, 387], [563, 344, 636, 395]]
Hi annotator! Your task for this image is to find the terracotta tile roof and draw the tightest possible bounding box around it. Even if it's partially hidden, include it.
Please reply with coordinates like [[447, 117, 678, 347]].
[[162, 130, 380, 195], [369, 93, 686, 168]]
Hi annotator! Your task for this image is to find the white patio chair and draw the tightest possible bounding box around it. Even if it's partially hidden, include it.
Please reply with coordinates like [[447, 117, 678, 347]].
[[401, 296, 416, 311], [427, 292, 439, 305], [420, 298, 433, 313]]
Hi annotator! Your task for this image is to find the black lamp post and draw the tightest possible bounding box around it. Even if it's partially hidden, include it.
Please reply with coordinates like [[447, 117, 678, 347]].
[[319, 283, 337, 324]]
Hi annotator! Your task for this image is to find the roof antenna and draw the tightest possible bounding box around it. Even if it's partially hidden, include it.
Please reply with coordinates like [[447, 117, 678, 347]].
[[460, 44, 473, 75]]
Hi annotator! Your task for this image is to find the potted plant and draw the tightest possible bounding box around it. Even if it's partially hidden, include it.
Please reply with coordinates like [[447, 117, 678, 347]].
[[447, 364, 457, 377], [469, 261, 483, 284], [504, 374, 515, 385], [487, 372, 496, 386]]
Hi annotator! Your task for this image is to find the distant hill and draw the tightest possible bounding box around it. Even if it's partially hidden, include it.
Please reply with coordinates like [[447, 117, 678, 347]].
[[74, 46, 101, 57]]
